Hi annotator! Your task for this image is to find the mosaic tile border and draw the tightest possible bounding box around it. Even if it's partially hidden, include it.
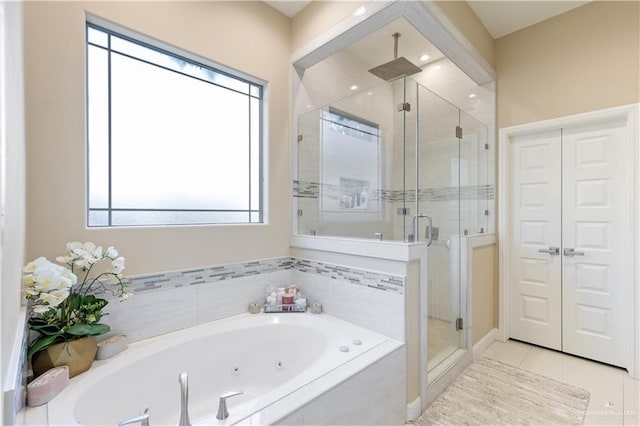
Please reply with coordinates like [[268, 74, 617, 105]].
[[293, 180, 494, 202], [293, 257, 404, 295], [116, 256, 404, 296], [122, 257, 294, 293]]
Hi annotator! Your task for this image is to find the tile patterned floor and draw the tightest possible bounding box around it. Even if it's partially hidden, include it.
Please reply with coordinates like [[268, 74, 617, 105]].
[[481, 340, 640, 425]]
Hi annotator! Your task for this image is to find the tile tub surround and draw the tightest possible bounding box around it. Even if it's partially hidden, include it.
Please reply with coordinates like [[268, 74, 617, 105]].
[[100, 256, 406, 343], [272, 345, 407, 426]]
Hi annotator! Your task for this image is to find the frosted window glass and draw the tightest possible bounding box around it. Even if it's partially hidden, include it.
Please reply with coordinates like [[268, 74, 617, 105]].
[[110, 53, 249, 210], [88, 211, 109, 227], [111, 37, 249, 94], [87, 46, 109, 209], [111, 211, 249, 226], [87, 27, 108, 47], [86, 24, 262, 227]]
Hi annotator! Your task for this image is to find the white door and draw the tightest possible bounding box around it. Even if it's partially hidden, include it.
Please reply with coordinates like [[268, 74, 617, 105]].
[[509, 118, 630, 368], [509, 129, 563, 350], [561, 118, 630, 367]]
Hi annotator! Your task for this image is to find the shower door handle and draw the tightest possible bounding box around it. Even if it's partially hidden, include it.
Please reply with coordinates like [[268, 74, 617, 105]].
[[412, 214, 432, 246], [425, 215, 433, 247]]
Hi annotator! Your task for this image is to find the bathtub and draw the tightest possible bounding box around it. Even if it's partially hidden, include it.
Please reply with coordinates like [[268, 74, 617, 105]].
[[40, 312, 404, 425]]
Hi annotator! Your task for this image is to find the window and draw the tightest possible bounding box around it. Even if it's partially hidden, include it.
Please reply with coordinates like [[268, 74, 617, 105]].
[[319, 108, 381, 213], [86, 23, 263, 227]]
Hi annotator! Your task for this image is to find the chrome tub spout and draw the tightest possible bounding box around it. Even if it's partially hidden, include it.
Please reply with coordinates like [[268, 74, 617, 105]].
[[178, 372, 191, 426]]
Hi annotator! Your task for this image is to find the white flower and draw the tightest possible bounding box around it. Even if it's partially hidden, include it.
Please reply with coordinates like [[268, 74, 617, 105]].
[[66, 241, 83, 252], [23, 257, 48, 273], [38, 288, 69, 307], [105, 247, 118, 259], [111, 257, 126, 274], [23, 257, 75, 306], [32, 304, 55, 314], [23, 273, 35, 287]]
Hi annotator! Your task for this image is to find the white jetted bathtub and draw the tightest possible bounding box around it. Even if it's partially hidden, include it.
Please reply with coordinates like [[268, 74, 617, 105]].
[[42, 312, 403, 425]]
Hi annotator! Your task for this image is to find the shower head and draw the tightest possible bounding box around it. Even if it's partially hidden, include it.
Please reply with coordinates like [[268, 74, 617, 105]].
[[368, 32, 422, 81]]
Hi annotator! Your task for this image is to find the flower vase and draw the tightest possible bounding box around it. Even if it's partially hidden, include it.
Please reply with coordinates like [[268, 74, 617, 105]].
[[31, 337, 98, 379]]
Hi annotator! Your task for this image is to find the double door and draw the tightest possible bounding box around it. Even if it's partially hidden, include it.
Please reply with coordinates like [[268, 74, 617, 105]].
[[510, 118, 631, 368]]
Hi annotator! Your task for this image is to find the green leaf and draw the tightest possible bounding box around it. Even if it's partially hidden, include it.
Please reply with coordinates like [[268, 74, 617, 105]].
[[29, 318, 64, 336], [27, 335, 63, 359], [29, 324, 63, 336], [66, 323, 110, 336]]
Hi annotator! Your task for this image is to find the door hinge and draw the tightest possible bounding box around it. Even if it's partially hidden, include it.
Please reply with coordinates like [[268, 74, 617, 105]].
[[397, 103, 411, 112], [484, 209, 489, 216], [297, 135, 303, 142], [456, 318, 464, 330], [456, 126, 463, 139], [297, 209, 303, 217], [397, 207, 410, 216], [484, 143, 489, 150]]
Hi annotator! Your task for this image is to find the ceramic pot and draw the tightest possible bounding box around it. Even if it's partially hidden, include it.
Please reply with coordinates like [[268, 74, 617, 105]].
[[32, 337, 97, 379]]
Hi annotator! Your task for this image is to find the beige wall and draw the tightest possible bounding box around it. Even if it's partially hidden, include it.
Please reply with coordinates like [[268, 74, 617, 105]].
[[291, 1, 363, 53], [496, 0, 640, 128], [471, 244, 497, 346], [24, 1, 291, 275], [433, 0, 495, 69]]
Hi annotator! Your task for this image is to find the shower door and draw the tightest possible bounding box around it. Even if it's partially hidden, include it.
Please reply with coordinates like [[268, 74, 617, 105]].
[[415, 84, 465, 372]]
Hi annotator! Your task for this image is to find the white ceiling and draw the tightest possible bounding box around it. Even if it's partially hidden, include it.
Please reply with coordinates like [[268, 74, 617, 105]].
[[344, 18, 445, 71], [264, 0, 311, 18], [265, 0, 593, 39]]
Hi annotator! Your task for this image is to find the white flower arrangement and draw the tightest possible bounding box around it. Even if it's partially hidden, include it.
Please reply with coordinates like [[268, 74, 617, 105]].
[[24, 241, 131, 358]]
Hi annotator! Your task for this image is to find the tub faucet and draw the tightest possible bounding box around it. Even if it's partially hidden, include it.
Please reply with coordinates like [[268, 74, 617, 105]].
[[216, 390, 243, 420], [178, 372, 192, 426], [118, 408, 149, 426]]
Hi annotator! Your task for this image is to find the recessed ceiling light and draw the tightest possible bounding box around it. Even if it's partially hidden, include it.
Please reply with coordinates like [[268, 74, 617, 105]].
[[468, 93, 476, 98], [434, 65, 441, 70], [420, 54, 430, 62], [350, 85, 358, 91], [367, 92, 373, 96], [353, 6, 366, 17]]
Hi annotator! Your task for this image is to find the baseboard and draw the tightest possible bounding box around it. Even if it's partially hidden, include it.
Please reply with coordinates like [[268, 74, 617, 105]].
[[406, 396, 421, 422], [473, 328, 498, 360]]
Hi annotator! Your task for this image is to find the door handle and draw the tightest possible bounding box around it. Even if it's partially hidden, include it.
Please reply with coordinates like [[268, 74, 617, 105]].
[[563, 248, 585, 257], [538, 247, 560, 255], [425, 215, 433, 247], [412, 214, 433, 246]]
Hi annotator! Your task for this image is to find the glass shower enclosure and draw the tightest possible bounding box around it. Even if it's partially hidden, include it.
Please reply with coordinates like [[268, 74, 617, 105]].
[[294, 76, 490, 373]]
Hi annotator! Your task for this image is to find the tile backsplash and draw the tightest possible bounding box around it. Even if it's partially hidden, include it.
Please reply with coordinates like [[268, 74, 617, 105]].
[[103, 256, 405, 344]]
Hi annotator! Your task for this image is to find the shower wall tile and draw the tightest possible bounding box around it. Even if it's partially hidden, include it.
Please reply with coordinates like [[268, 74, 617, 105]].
[[195, 269, 291, 324], [104, 284, 198, 342], [292, 267, 405, 341], [102, 256, 403, 343]]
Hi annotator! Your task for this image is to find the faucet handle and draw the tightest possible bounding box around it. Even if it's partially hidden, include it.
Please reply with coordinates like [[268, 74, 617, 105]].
[[221, 390, 243, 399], [216, 390, 243, 420], [118, 408, 150, 426]]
